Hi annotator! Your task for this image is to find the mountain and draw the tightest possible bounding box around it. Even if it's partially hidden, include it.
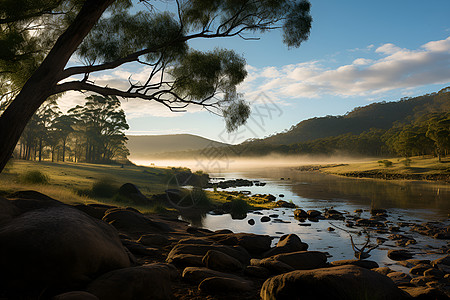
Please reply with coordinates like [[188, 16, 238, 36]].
[[259, 87, 450, 145], [126, 134, 229, 158]]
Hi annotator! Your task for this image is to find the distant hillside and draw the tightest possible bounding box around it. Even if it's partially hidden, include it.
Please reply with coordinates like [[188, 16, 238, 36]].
[[126, 134, 229, 158], [260, 87, 450, 145]]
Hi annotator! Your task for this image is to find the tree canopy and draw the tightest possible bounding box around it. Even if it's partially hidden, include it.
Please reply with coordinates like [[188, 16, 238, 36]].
[[0, 0, 312, 172]]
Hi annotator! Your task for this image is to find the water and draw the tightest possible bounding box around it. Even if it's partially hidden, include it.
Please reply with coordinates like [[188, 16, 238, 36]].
[[181, 167, 450, 271]]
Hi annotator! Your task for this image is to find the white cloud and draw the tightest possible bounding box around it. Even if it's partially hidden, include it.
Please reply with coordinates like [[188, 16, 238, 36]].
[[240, 36, 450, 99]]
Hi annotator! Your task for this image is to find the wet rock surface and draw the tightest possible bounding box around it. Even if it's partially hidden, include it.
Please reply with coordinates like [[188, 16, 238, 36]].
[[1, 190, 450, 299]]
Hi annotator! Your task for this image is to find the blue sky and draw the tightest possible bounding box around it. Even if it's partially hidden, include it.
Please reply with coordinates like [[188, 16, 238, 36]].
[[61, 0, 450, 144]]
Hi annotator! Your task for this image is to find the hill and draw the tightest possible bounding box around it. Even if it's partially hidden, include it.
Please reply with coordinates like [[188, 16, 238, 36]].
[[126, 134, 229, 158], [260, 87, 450, 145]]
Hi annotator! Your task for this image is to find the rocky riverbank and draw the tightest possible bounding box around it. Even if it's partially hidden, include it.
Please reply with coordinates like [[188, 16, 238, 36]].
[[0, 190, 449, 299]]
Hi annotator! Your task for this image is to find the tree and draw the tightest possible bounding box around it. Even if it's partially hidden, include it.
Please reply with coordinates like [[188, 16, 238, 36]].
[[0, 0, 312, 172], [426, 113, 450, 161]]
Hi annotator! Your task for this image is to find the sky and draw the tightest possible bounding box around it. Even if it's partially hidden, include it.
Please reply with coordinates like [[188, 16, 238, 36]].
[[60, 0, 450, 145]]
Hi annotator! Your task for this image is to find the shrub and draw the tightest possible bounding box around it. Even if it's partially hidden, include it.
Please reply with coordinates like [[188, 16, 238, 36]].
[[231, 197, 249, 216], [378, 160, 393, 167], [401, 158, 412, 167], [191, 188, 211, 207], [20, 170, 50, 184], [91, 177, 119, 198]]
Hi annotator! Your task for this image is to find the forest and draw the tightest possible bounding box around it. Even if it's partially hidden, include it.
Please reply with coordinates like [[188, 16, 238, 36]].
[[14, 95, 129, 164], [154, 87, 450, 160]]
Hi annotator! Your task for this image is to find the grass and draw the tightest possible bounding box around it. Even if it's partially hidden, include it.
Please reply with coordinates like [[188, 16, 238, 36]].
[[318, 156, 450, 178]]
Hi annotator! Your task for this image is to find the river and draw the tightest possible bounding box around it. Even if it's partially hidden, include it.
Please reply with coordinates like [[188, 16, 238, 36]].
[[137, 159, 450, 271]]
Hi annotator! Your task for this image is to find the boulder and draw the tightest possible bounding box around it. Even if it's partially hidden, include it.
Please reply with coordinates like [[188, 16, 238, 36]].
[[252, 258, 295, 275], [102, 208, 171, 234], [260, 265, 409, 300], [248, 218, 255, 225], [432, 255, 450, 267], [168, 243, 251, 265], [198, 277, 253, 294], [73, 204, 109, 220], [410, 276, 433, 286], [388, 249, 414, 261], [244, 265, 271, 279], [400, 286, 448, 299], [410, 264, 432, 276], [87, 263, 177, 300], [137, 234, 170, 247], [263, 234, 308, 258], [53, 291, 99, 300], [209, 233, 272, 256], [121, 239, 160, 256], [118, 183, 150, 204], [182, 267, 244, 284], [294, 209, 308, 219], [261, 216, 271, 222], [166, 253, 204, 268], [275, 200, 296, 208], [0, 206, 130, 294], [202, 250, 243, 272], [330, 259, 379, 269], [307, 210, 322, 218], [387, 272, 413, 286], [263, 251, 327, 270], [372, 267, 393, 276], [7, 190, 64, 213], [423, 268, 444, 278], [0, 197, 20, 226], [176, 237, 214, 245]]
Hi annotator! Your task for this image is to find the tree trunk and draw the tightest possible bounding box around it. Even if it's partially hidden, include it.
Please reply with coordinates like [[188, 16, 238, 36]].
[[38, 138, 43, 162], [62, 139, 66, 162], [0, 0, 113, 173]]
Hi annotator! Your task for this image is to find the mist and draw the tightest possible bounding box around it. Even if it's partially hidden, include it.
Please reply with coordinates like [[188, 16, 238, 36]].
[[129, 153, 374, 173]]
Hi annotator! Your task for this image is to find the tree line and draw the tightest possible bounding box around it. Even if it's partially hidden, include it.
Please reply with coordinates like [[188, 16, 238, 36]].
[[15, 95, 129, 164]]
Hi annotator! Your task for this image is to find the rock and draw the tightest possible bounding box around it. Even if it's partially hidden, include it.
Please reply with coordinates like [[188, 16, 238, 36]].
[[198, 277, 253, 294], [87, 263, 177, 300], [400, 286, 448, 299], [263, 251, 328, 270], [263, 234, 308, 258], [53, 291, 99, 300], [330, 259, 379, 269], [410, 264, 432, 275], [166, 254, 204, 268], [137, 234, 170, 247], [73, 204, 109, 220], [167, 243, 250, 265], [0, 206, 130, 295], [327, 227, 335, 232], [388, 249, 414, 261], [202, 250, 243, 272], [0, 197, 20, 226], [182, 267, 244, 284], [248, 218, 255, 225], [432, 255, 450, 267], [307, 210, 322, 218], [103, 208, 171, 234], [356, 218, 384, 227], [410, 276, 433, 286], [260, 265, 408, 300], [177, 237, 214, 245], [275, 200, 296, 208], [294, 209, 308, 219], [244, 265, 270, 278], [121, 239, 160, 256], [423, 268, 445, 278], [209, 233, 272, 256], [372, 267, 393, 276], [261, 216, 271, 222], [387, 272, 413, 286], [252, 258, 295, 275], [371, 208, 387, 215], [7, 190, 64, 213], [118, 183, 150, 204]]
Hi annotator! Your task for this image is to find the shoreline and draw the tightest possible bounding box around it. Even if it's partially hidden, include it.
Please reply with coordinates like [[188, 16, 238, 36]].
[[296, 157, 450, 183]]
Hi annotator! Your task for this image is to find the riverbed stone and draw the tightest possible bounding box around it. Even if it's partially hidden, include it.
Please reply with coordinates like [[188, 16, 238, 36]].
[[244, 265, 270, 278], [137, 234, 170, 247], [372, 267, 394, 276], [168, 243, 251, 265], [252, 258, 295, 275], [400, 286, 448, 300], [166, 253, 204, 268], [182, 267, 244, 284], [330, 259, 379, 269], [387, 272, 413, 286], [202, 250, 243, 272], [410, 264, 432, 275], [198, 277, 253, 295], [0, 206, 130, 295], [263, 234, 308, 258], [261, 216, 271, 222], [294, 209, 308, 219], [103, 208, 172, 234], [410, 276, 433, 286], [388, 249, 414, 261], [260, 265, 408, 300], [263, 251, 328, 270], [209, 233, 273, 256], [87, 263, 177, 300], [423, 268, 445, 278], [432, 255, 450, 267]]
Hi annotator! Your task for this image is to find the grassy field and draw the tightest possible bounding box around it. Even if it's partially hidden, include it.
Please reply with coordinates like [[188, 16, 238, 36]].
[[0, 159, 275, 213], [317, 156, 450, 180]]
